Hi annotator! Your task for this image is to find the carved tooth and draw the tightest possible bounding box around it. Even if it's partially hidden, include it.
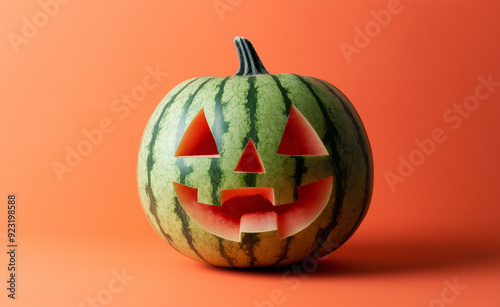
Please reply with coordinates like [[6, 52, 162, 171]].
[[240, 212, 278, 234]]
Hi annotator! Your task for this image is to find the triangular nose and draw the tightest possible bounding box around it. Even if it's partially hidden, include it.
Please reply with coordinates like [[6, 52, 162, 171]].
[[234, 139, 266, 173]]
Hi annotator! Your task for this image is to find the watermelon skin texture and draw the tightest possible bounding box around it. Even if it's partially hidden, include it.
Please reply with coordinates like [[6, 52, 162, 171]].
[[137, 73, 373, 268]]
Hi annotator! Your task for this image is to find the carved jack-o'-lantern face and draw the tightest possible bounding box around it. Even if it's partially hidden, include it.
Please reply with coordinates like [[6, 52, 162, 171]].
[[137, 37, 373, 267], [172, 106, 333, 242]]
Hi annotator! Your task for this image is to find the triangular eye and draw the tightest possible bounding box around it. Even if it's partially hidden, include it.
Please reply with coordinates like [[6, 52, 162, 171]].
[[175, 109, 220, 157], [277, 105, 328, 156]]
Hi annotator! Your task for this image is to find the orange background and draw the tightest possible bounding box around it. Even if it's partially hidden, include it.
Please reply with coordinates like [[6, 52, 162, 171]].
[[1, 0, 499, 306]]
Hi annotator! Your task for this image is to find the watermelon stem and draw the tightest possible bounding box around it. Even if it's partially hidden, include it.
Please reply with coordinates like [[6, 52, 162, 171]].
[[234, 37, 270, 76]]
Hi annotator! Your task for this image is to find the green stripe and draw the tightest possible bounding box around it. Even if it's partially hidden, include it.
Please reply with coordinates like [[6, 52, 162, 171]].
[[314, 78, 373, 238], [172, 78, 213, 262], [272, 75, 304, 201], [145, 185, 179, 251], [294, 156, 306, 200], [272, 236, 293, 266], [244, 77, 258, 187], [173, 197, 206, 262], [175, 78, 213, 184], [271, 75, 292, 116], [210, 78, 229, 206], [246, 77, 258, 143], [212, 77, 230, 147], [294, 75, 346, 246], [241, 233, 259, 267], [217, 237, 235, 267], [144, 79, 198, 252], [145, 77, 212, 263], [218, 77, 251, 195]]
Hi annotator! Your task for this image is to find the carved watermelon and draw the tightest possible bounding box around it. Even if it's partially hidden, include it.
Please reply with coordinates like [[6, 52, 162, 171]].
[[137, 37, 373, 267]]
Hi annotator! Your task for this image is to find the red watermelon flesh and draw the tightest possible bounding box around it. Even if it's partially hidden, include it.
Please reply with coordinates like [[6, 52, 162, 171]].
[[173, 176, 332, 241]]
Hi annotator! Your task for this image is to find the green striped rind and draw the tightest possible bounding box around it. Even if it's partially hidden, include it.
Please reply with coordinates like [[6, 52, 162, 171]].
[[293, 75, 373, 258], [137, 73, 373, 267]]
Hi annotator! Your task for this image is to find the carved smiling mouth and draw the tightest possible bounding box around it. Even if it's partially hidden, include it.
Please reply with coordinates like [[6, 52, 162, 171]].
[[173, 176, 333, 242]]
